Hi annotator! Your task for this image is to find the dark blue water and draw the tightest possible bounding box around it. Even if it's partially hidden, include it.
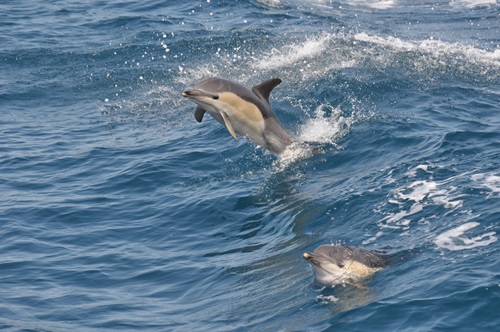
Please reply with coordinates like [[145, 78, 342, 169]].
[[1, 0, 499, 330]]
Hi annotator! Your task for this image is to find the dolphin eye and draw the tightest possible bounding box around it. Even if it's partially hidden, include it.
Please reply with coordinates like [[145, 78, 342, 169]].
[[212, 95, 219, 100]]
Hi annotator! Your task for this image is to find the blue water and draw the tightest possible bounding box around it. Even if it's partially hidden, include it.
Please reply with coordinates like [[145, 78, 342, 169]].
[[1, 0, 499, 330]]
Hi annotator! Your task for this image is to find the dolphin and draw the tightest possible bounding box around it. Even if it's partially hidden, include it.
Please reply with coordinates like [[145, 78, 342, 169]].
[[303, 245, 389, 286], [182, 77, 293, 154]]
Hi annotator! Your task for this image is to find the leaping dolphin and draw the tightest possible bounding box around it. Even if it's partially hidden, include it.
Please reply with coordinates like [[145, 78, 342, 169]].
[[182, 77, 293, 154]]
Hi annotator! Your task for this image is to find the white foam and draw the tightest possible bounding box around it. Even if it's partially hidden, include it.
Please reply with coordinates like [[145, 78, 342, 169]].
[[380, 203, 423, 228], [396, 180, 437, 202], [248, 31, 500, 88], [407, 164, 435, 178], [251, 34, 356, 80], [255, 0, 283, 8], [378, 178, 463, 228], [316, 294, 339, 304], [354, 33, 500, 69], [362, 231, 384, 245], [431, 190, 463, 209], [253, 34, 332, 71], [298, 0, 396, 9], [348, 0, 396, 10], [272, 142, 314, 172], [435, 222, 497, 251], [472, 173, 500, 193], [451, 0, 498, 8], [176, 31, 498, 100], [395, 180, 463, 209], [416, 165, 430, 172]]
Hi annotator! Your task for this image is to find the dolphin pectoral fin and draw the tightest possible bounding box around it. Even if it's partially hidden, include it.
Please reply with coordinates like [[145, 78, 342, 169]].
[[220, 111, 238, 141], [194, 107, 206, 122], [252, 78, 282, 102]]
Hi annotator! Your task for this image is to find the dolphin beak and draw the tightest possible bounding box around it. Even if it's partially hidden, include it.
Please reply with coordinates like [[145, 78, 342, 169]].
[[304, 252, 324, 267], [303, 252, 314, 260], [182, 89, 218, 99]]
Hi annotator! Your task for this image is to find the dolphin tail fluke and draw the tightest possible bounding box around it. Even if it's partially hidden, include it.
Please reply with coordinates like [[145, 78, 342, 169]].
[[220, 111, 238, 141], [252, 78, 282, 102]]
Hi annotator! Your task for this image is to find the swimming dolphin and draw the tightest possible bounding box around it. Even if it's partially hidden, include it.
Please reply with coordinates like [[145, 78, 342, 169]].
[[303, 245, 388, 286], [182, 77, 293, 154]]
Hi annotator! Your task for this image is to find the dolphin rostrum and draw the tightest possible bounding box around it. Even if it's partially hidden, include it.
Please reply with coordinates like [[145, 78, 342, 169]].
[[182, 77, 293, 154], [303, 245, 389, 286]]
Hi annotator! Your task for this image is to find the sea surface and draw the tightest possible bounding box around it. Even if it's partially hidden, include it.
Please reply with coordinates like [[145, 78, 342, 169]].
[[1, 0, 499, 331]]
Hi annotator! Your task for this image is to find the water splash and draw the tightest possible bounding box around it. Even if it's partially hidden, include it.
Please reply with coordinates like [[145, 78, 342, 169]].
[[298, 104, 355, 146], [273, 103, 359, 171]]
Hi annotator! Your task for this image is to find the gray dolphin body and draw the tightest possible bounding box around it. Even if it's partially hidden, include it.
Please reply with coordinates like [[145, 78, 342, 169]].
[[303, 245, 388, 286], [182, 77, 293, 154]]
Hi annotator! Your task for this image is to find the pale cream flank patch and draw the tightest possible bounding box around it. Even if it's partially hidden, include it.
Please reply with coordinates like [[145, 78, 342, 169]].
[[217, 92, 266, 146], [219, 92, 264, 123], [343, 260, 382, 279]]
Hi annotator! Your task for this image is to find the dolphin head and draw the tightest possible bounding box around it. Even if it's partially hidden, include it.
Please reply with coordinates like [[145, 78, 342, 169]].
[[182, 78, 226, 102], [182, 77, 246, 105], [303, 246, 349, 285], [182, 82, 222, 116], [182, 89, 219, 101], [303, 245, 387, 286]]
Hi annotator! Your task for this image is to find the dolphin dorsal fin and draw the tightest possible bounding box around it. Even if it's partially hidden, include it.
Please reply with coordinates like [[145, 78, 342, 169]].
[[252, 78, 282, 102], [194, 107, 206, 122]]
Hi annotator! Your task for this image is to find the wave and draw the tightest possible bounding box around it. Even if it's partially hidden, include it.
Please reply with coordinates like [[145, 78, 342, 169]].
[[146, 29, 499, 111], [257, 0, 498, 11], [187, 31, 499, 87], [353, 32, 500, 71]]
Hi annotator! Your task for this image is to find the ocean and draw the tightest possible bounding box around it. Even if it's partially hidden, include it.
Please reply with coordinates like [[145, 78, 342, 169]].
[[1, 0, 499, 331]]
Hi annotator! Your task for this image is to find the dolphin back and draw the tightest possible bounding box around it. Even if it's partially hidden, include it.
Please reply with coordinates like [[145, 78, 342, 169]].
[[196, 77, 283, 119], [346, 246, 388, 269], [316, 245, 388, 269]]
